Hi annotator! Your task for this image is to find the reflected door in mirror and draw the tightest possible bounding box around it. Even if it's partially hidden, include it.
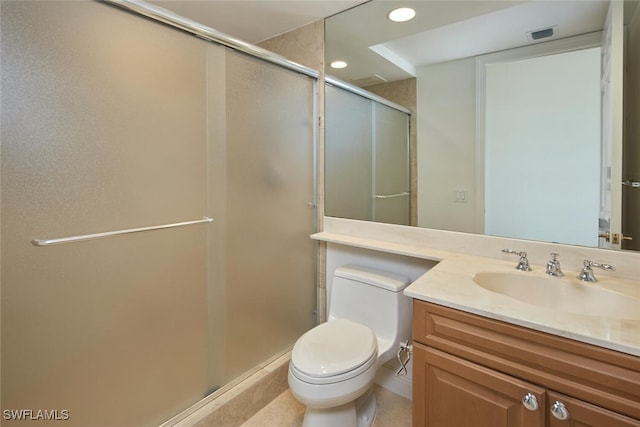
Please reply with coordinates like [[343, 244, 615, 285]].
[[484, 47, 601, 247]]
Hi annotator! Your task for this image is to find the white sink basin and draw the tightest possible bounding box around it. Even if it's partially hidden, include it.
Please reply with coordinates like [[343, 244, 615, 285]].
[[472, 271, 640, 320]]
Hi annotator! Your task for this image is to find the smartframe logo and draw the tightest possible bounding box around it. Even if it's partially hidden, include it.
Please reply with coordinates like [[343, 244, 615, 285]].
[[2, 409, 70, 421]]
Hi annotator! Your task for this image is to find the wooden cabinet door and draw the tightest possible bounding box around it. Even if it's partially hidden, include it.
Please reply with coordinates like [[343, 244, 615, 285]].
[[414, 343, 545, 427], [548, 391, 640, 427]]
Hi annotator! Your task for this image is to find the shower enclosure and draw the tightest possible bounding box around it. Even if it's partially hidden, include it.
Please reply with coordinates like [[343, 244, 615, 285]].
[[325, 80, 410, 225], [1, 1, 317, 426]]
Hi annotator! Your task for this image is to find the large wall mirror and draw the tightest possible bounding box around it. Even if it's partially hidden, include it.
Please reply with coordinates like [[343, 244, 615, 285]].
[[325, 0, 640, 251]]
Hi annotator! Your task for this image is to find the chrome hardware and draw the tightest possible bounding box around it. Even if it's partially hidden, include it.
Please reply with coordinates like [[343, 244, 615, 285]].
[[502, 249, 531, 271], [551, 401, 570, 421], [522, 393, 539, 411], [577, 260, 615, 282], [622, 180, 640, 188], [375, 192, 410, 199], [396, 340, 413, 376], [545, 253, 564, 277], [32, 217, 213, 247]]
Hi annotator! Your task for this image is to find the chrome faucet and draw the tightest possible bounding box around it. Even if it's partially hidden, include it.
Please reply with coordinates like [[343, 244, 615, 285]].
[[502, 249, 531, 271], [545, 253, 564, 277], [577, 260, 615, 282]]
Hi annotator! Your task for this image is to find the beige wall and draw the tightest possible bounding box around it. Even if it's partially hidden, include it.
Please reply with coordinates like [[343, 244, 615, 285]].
[[416, 57, 478, 233], [257, 20, 324, 72]]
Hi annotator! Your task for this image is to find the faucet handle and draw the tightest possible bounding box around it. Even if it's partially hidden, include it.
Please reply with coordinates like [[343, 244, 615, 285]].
[[546, 253, 564, 277], [502, 249, 531, 271], [577, 260, 615, 282]]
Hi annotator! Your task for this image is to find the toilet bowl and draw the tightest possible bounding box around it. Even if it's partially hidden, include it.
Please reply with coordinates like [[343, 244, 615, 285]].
[[288, 265, 412, 427]]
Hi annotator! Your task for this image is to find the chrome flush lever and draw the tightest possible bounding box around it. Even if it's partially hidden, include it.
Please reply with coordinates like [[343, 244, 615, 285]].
[[502, 249, 531, 271]]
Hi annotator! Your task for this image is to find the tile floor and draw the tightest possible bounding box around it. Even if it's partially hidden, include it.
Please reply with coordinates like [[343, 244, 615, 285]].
[[240, 385, 412, 427]]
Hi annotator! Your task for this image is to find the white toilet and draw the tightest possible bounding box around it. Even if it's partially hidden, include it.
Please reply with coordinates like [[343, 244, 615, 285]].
[[288, 264, 412, 427]]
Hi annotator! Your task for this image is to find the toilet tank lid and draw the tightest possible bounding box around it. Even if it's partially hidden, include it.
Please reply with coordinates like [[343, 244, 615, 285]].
[[334, 265, 410, 292]]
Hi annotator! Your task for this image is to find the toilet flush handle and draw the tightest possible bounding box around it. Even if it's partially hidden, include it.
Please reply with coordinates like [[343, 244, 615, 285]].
[[396, 340, 413, 376]]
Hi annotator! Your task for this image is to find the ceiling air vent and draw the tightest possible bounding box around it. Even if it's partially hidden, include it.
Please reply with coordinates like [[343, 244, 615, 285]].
[[352, 74, 388, 87], [527, 25, 558, 41]]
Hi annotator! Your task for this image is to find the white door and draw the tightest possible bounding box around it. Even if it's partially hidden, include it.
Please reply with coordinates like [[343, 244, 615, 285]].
[[599, 0, 625, 249]]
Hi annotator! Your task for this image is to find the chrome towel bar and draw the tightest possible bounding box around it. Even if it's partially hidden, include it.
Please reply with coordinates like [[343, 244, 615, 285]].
[[32, 217, 213, 247], [375, 192, 410, 199]]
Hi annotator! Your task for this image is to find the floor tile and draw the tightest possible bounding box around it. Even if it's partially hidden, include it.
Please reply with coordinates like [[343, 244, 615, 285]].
[[240, 385, 411, 427]]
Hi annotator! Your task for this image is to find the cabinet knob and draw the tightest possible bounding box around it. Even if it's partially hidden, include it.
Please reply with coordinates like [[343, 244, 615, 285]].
[[551, 401, 570, 420], [522, 393, 539, 411]]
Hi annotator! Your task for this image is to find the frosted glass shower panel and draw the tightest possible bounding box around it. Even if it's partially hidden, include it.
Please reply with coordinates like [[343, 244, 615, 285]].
[[373, 104, 410, 225], [1, 2, 215, 426], [325, 84, 410, 224], [325, 84, 374, 220], [221, 51, 316, 382]]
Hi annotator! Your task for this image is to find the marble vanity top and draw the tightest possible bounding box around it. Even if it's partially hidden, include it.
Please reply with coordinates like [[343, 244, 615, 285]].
[[312, 219, 640, 357], [404, 253, 640, 357]]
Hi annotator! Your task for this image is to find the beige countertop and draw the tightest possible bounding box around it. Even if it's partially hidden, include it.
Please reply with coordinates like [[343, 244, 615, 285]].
[[313, 227, 640, 357], [404, 253, 640, 357]]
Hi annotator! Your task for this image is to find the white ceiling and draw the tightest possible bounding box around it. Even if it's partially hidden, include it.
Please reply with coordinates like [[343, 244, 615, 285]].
[[146, 0, 366, 44]]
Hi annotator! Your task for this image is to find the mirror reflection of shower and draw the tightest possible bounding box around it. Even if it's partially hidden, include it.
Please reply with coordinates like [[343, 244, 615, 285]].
[[325, 81, 411, 226]]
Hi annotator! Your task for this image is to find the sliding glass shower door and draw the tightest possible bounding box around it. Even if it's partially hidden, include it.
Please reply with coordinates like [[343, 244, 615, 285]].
[[325, 83, 410, 225], [209, 50, 317, 385], [1, 2, 316, 426]]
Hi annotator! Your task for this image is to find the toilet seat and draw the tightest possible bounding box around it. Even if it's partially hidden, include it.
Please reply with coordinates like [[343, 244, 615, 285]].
[[291, 319, 378, 385]]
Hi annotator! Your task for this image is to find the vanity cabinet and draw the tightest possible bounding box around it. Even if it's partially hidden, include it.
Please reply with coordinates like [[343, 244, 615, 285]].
[[415, 344, 546, 426], [412, 300, 640, 427]]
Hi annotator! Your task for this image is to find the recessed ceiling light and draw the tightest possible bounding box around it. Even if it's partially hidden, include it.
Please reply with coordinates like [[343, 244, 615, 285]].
[[330, 60, 348, 69], [388, 7, 416, 23]]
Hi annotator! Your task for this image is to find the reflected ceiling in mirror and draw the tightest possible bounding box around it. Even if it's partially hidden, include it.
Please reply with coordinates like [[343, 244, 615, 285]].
[[325, 0, 640, 252], [326, 1, 608, 86]]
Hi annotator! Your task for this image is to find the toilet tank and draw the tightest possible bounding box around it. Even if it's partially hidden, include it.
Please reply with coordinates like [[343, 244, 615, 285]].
[[328, 265, 412, 359]]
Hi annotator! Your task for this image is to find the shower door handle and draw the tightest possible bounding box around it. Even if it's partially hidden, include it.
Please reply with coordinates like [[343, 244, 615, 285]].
[[32, 217, 214, 246], [375, 192, 410, 199]]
